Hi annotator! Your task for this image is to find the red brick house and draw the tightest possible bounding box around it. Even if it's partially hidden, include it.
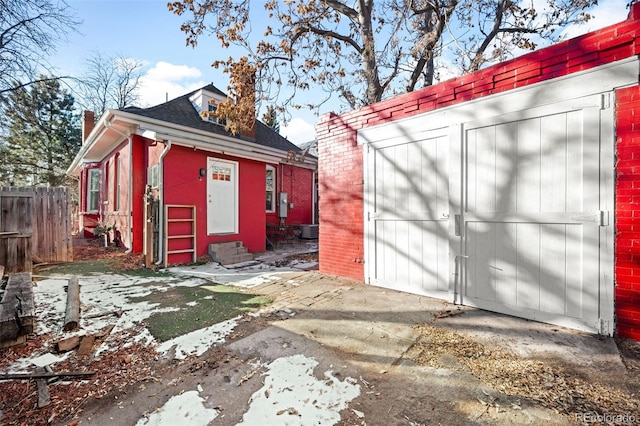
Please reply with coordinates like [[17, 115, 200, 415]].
[[68, 84, 317, 266], [317, 5, 640, 341]]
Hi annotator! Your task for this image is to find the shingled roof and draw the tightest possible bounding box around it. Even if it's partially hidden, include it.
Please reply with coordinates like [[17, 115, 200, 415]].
[[122, 84, 304, 153]]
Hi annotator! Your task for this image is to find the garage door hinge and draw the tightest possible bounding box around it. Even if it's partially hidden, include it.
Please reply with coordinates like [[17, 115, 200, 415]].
[[570, 210, 608, 226], [601, 93, 611, 110]]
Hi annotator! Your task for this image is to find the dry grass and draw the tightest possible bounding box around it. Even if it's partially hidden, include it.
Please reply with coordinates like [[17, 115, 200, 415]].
[[412, 323, 640, 418]]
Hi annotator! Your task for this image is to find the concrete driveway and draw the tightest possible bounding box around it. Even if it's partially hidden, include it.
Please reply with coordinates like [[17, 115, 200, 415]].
[[74, 269, 638, 426]]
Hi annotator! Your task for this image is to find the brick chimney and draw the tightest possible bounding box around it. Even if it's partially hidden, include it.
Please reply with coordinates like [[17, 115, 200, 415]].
[[239, 70, 256, 139], [82, 110, 95, 145], [630, 1, 640, 21]]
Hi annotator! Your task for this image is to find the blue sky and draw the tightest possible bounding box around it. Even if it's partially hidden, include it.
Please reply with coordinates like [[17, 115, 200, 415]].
[[51, 0, 629, 145]]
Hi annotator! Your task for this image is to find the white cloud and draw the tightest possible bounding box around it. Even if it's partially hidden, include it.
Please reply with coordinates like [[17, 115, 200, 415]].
[[138, 61, 207, 107], [562, 0, 630, 39], [280, 117, 316, 146], [145, 61, 203, 81]]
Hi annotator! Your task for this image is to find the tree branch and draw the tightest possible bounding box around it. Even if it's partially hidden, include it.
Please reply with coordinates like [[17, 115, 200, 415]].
[[323, 0, 358, 20], [293, 24, 363, 54], [0, 76, 71, 95]]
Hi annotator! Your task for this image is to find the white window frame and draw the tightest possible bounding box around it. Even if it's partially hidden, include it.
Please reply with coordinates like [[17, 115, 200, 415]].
[[266, 165, 276, 212], [87, 168, 101, 213], [115, 156, 121, 211], [205, 99, 227, 126], [148, 164, 159, 189]]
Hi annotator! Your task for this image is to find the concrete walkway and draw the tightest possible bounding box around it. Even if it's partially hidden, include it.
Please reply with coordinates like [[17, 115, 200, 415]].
[[74, 268, 637, 426], [249, 271, 622, 372], [219, 270, 632, 425]]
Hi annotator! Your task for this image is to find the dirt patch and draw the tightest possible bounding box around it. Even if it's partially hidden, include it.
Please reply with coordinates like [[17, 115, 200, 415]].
[[0, 237, 279, 425], [68, 236, 145, 270], [268, 252, 318, 268], [0, 327, 161, 426], [0, 314, 275, 426], [411, 322, 640, 419]]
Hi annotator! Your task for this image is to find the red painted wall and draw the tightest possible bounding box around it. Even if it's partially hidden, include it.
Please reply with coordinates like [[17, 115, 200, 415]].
[[79, 131, 316, 264], [131, 135, 147, 252], [162, 145, 266, 263], [78, 135, 153, 252], [266, 163, 315, 226], [317, 4, 640, 339], [99, 140, 130, 248]]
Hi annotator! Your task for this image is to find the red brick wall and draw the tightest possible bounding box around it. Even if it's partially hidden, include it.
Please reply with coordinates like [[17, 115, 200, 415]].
[[616, 86, 640, 341], [318, 4, 640, 337], [266, 164, 315, 226], [316, 123, 364, 280]]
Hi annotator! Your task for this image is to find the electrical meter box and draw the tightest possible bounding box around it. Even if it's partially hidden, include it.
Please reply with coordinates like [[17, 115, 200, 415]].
[[278, 192, 288, 218]]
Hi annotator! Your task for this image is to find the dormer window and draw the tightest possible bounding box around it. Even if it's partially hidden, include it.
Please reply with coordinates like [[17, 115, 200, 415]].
[[190, 88, 228, 127], [205, 100, 227, 126]]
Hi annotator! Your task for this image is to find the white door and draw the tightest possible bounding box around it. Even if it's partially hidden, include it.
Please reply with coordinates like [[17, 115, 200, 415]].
[[460, 95, 610, 333], [364, 128, 450, 298], [206, 158, 238, 234]]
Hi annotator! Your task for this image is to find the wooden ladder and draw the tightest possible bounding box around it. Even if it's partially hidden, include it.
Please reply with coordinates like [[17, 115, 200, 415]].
[[164, 205, 196, 267]]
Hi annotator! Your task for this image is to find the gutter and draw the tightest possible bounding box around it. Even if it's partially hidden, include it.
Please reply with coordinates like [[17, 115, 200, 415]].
[[155, 140, 172, 267]]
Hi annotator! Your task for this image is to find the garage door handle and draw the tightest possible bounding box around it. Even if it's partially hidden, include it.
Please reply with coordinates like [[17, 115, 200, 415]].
[[455, 214, 462, 236]]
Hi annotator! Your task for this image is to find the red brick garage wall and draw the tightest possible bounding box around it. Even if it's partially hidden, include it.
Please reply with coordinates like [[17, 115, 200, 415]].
[[616, 86, 640, 341], [317, 4, 640, 338]]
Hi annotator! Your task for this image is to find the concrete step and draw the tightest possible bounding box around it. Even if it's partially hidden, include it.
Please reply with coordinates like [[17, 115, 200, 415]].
[[219, 253, 255, 266], [209, 241, 243, 251], [208, 241, 253, 265], [212, 245, 248, 257]]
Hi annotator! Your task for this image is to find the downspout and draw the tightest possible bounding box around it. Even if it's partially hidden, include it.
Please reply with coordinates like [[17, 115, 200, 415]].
[[155, 140, 172, 266]]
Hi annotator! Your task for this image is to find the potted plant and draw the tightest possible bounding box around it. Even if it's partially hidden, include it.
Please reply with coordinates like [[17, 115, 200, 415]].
[[93, 223, 113, 247]]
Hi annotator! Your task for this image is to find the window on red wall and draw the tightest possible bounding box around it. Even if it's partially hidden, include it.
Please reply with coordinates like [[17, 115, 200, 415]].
[[266, 165, 276, 212], [104, 161, 109, 210], [87, 169, 101, 212], [114, 155, 120, 211]]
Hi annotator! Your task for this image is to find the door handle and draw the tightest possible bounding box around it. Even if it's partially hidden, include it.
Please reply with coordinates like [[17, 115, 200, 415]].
[[455, 214, 461, 236]]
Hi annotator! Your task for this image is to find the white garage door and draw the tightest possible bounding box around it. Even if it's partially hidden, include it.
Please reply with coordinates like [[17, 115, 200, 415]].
[[461, 97, 608, 332], [361, 62, 625, 335], [364, 128, 450, 299]]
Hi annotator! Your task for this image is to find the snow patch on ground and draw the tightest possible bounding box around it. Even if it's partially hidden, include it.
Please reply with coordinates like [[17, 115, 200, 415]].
[[157, 316, 240, 359], [238, 354, 360, 425], [136, 390, 218, 426], [3, 272, 239, 372], [34, 274, 193, 348], [167, 264, 289, 288]]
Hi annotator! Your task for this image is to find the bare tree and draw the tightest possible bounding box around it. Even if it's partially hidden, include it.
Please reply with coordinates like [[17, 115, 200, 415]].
[[78, 52, 143, 118], [0, 0, 79, 97], [169, 0, 597, 112]]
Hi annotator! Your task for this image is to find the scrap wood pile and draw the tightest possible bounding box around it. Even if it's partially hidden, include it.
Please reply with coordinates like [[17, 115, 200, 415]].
[[0, 335, 159, 426], [0, 271, 35, 349], [412, 323, 640, 419], [0, 273, 160, 426]]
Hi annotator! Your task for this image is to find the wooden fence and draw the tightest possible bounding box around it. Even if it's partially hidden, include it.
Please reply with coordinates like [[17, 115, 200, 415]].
[[0, 187, 73, 273]]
